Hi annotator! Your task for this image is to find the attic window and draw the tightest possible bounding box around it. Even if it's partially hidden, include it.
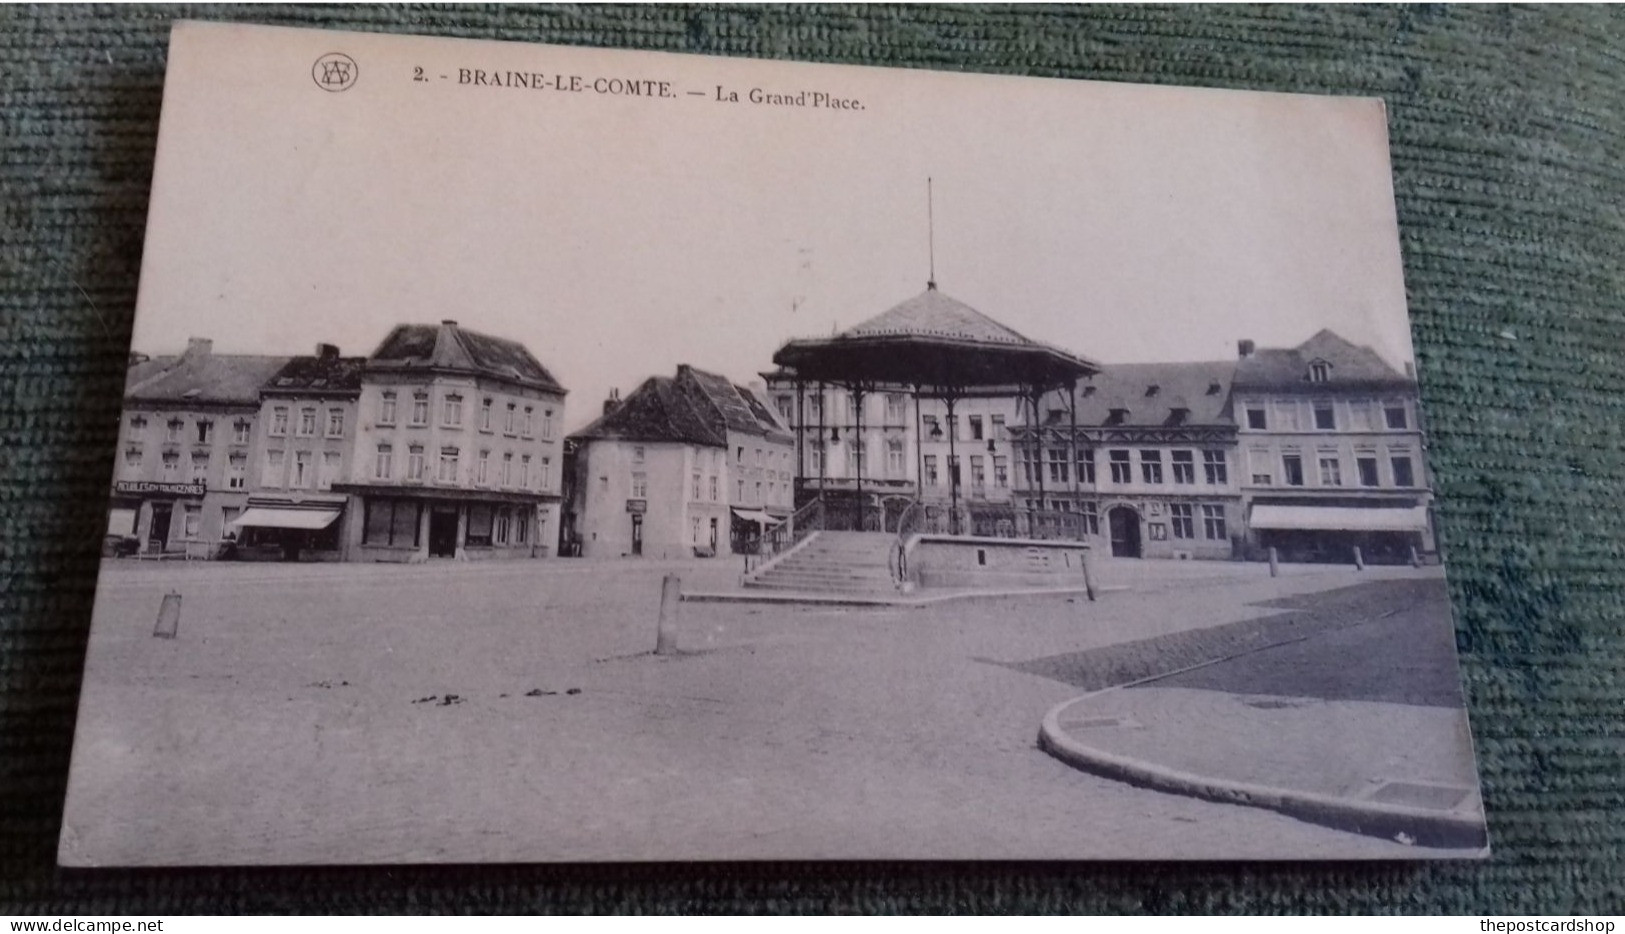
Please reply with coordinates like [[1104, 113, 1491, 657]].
[[1206, 381, 1223, 395], [1080, 385, 1097, 397], [1145, 384, 1160, 397], [1105, 407, 1130, 426], [276, 378, 294, 387], [1168, 407, 1190, 425], [1309, 361, 1332, 383]]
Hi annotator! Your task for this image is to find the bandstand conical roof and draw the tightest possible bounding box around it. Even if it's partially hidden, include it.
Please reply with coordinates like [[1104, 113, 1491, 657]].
[[772, 283, 1099, 391]]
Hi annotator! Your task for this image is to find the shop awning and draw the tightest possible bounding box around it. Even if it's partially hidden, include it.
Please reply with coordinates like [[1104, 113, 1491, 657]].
[[730, 508, 784, 527], [1249, 504, 1429, 533], [228, 507, 341, 532]]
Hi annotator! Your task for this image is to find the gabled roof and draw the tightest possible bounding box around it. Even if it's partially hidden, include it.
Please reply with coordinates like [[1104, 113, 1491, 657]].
[[125, 351, 291, 407], [1234, 329, 1411, 390], [263, 354, 367, 395], [1068, 361, 1237, 428], [368, 320, 565, 393], [678, 365, 763, 435], [568, 376, 726, 447]]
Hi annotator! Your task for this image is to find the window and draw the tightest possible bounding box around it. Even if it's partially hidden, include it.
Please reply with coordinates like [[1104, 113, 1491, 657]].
[[494, 509, 510, 546], [194, 420, 213, 444], [924, 455, 939, 486], [480, 398, 493, 431], [1048, 448, 1070, 484], [990, 456, 1007, 488], [1275, 403, 1300, 431], [969, 416, 984, 440], [522, 406, 534, 437], [991, 414, 1006, 439], [292, 451, 313, 488], [1077, 449, 1096, 484], [736, 479, 744, 501], [755, 481, 763, 503], [299, 407, 317, 436], [501, 452, 513, 486], [693, 472, 702, 499], [374, 444, 393, 480], [1314, 403, 1336, 431], [128, 416, 147, 439], [736, 446, 744, 464], [970, 455, 986, 488], [922, 415, 940, 438], [466, 505, 493, 546], [1170, 504, 1194, 539], [162, 450, 180, 477], [1246, 407, 1267, 430], [227, 453, 246, 489], [1282, 454, 1304, 487], [540, 456, 550, 490], [326, 408, 344, 437], [182, 504, 202, 539], [692, 517, 703, 544], [233, 420, 251, 444], [1318, 456, 1342, 486], [167, 418, 184, 442], [1391, 455, 1416, 487], [220, 507, 240, 535], [885, 394, 906, 421], [1203, 450, 1227, 485], [190, 452, 209, 483], [709, 475, 718, 501], [1171, 450, 1195, 484], [1202, 504, 1227, 540], [520, 455, 531, 487], [1309, 361, 1331, 383], [887, 439, 905, 475], [475, 450, 489, 485], [264, 449, 284, 486], [122, 446, 142, 477], [1357, 456, 1380, 487], [1140, 450, 1163, 484], [1109, 449, 1132, 484], [438, 447, 459, 483], [270, 408, 288, 436], [379, 391, 397, 425], [1252, 472, 1272, 485], [363, 499, 421, 547], [755, 448, 763, 466], [542, 409, 554, 440], [515, 509, 529, 545], [1385, 404, 1408, 429], [777, 395, 794, 422], [503, 403, 517, 434], [320, 451, 340, 490], [633, 445, 646, 464], [847, 393, 863, 420], [847, 439, 865, 477], [411, 392, 429, 426], [442, 394, 463, 427], [407, 445, 425, 481]]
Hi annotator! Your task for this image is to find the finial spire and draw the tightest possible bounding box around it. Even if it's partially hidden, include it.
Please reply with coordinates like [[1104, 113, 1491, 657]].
[[926, 177, 937, 290]]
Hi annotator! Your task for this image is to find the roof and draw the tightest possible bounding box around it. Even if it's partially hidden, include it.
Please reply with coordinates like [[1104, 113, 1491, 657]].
[[368, 321, 565, 393], [568, 376, 726, 446], [1068, 360, 1237, 428], [678, 365, 764, 435], [125, 351, 291, 407], [773, 284, 1099, 390], [1234, 329, 1412, 391], [262, 354, 367, 395]]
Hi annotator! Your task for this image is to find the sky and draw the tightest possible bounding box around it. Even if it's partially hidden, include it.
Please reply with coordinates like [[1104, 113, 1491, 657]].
[[133, 22, 1416, 432]]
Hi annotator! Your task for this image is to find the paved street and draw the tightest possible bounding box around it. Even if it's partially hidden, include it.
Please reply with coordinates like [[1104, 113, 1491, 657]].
[[61, 556, 1461, 864]]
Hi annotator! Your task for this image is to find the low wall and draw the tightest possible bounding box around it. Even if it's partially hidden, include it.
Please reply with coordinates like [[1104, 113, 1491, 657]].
[[909, 535, 1092, 589]]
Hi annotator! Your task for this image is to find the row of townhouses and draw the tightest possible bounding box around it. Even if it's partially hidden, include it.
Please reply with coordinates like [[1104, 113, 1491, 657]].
[[111, 321, 567, 562]]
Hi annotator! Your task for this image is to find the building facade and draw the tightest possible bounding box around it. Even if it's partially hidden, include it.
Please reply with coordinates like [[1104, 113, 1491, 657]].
[[332, 320, 567, 562], [109, 339, 289, 556], [568, 365, 793, 559]]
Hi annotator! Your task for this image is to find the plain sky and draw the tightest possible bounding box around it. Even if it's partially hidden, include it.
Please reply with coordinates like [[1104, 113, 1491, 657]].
[[134, 22, 1416, 431]]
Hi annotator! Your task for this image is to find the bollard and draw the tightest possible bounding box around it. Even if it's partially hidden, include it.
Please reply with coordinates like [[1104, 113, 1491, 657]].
[[1080, 549, 1097, 602], [1268, 547, 1279, 578], [153, 591, 181, 639], [1409, 545, 1422, 568], [656, 573, 680, 656], [1352, 546, 1365, 571]]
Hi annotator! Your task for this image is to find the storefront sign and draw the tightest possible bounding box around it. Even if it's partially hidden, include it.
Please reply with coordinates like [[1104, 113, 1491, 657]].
[[625, 499, 647, 514], [113, 480, 205, 497]]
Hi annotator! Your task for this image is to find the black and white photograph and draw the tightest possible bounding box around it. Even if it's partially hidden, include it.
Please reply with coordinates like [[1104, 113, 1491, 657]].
[[60, 20, 1487, 864]]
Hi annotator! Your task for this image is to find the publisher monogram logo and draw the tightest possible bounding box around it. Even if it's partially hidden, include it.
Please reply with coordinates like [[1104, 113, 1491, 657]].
[[312, 52, 358, 92]]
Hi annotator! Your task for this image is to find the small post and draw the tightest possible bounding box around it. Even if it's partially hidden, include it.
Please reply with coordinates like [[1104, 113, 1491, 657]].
[[656, 573, 680, 656], [153, 591, 181, 639], [1409, 544, 1422, 568], [1268, 546, 1280, 578], [1352, 546, 1365, 571], [1081, 549, 1097, 602]]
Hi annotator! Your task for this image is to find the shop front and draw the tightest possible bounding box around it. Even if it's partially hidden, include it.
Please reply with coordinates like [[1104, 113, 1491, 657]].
[[224, 494, 346, 561], [106, 480, 208, 557]]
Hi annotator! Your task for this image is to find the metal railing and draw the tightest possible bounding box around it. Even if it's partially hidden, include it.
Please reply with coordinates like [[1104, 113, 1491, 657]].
[[744, 498, 825, 575]]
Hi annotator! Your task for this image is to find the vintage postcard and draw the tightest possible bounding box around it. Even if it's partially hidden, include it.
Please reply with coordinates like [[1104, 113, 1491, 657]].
[[61, 21, 1486, 863]]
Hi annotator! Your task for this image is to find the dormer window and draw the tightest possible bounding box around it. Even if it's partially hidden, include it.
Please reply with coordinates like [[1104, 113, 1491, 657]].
[[1080, 385, 1097, 397], [1206, 381, 1223, 396], [1105, 407, 1130, 426], [1168, 407, 1190, 426], [1309, 360, 1332, 383], [1145, 384, 1160, 397]]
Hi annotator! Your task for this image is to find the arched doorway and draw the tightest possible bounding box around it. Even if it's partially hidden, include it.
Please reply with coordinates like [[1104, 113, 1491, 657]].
[[1107, 506, 1142, 558]]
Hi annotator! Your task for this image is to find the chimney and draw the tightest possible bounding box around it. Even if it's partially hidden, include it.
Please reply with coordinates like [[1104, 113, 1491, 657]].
[[183, 337, 213, 359], [315, 343, 339, 359], [603, 387, 620, 416], [1237, 339, 1256, 359]]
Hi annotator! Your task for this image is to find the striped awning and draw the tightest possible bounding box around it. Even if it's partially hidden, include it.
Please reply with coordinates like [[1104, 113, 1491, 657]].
[[1249, 504, 1429, 533], [228, 507, 341, 532]]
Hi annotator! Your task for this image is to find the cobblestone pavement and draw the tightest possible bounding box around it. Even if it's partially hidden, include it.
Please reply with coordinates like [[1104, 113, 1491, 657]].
[[61, 558, 1457, 864]]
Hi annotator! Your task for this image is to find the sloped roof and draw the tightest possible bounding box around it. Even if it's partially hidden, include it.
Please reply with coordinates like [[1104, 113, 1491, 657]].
[[1070, 361, 1237, 427], [678, 365, 763, 435], [126, 352, 291, 406], [1234, 329, 1411, 390], [845, 286, 1039, 345], [369, 321, 565, 393], [263, 354, 367, 395], [568, 376, 726, 446]]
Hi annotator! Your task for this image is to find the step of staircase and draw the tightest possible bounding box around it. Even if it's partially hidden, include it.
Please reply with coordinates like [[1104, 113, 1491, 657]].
[[743, 530, 900, 594]]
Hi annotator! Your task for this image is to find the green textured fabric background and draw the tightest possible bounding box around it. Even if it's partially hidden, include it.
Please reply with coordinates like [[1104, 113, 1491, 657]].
[[3, 2, 1623, 915]]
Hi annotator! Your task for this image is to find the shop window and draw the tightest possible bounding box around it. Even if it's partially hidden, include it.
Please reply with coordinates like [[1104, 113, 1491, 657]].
[[494, 509, 510, 545], [182, 504, 202, 539], [515, 510, 529, 545], [363, 499, 422, 547], [467, 505, 493, 546]]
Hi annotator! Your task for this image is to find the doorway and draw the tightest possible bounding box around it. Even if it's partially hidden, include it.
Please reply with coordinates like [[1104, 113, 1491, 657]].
[[1108, 506, 1142, 558], [147, 502, 172, 552], [709, 517, 718, 552], [630, 514, 643, 556], [428, 508, 458, 558]]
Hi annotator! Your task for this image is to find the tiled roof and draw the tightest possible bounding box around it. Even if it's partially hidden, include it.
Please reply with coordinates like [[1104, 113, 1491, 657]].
[[568, 377, 726, 446], [369, 321, 565, 393], [843, 286, 1038, 345], [678, 365, 763, 435], [1069, 361, 1237, 428], [125, 352, 291, 406], [1234, 329, 1410, 389], [263, 354, 367, 394]]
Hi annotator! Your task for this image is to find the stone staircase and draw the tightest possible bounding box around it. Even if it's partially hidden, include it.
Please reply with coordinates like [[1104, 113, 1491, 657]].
[[742, 531, 900, 595]]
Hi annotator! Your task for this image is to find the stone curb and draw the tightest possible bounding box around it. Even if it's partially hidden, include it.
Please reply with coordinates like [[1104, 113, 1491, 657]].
[[1038, 693, 1489, 852], [681, 585, 1129, 609]]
